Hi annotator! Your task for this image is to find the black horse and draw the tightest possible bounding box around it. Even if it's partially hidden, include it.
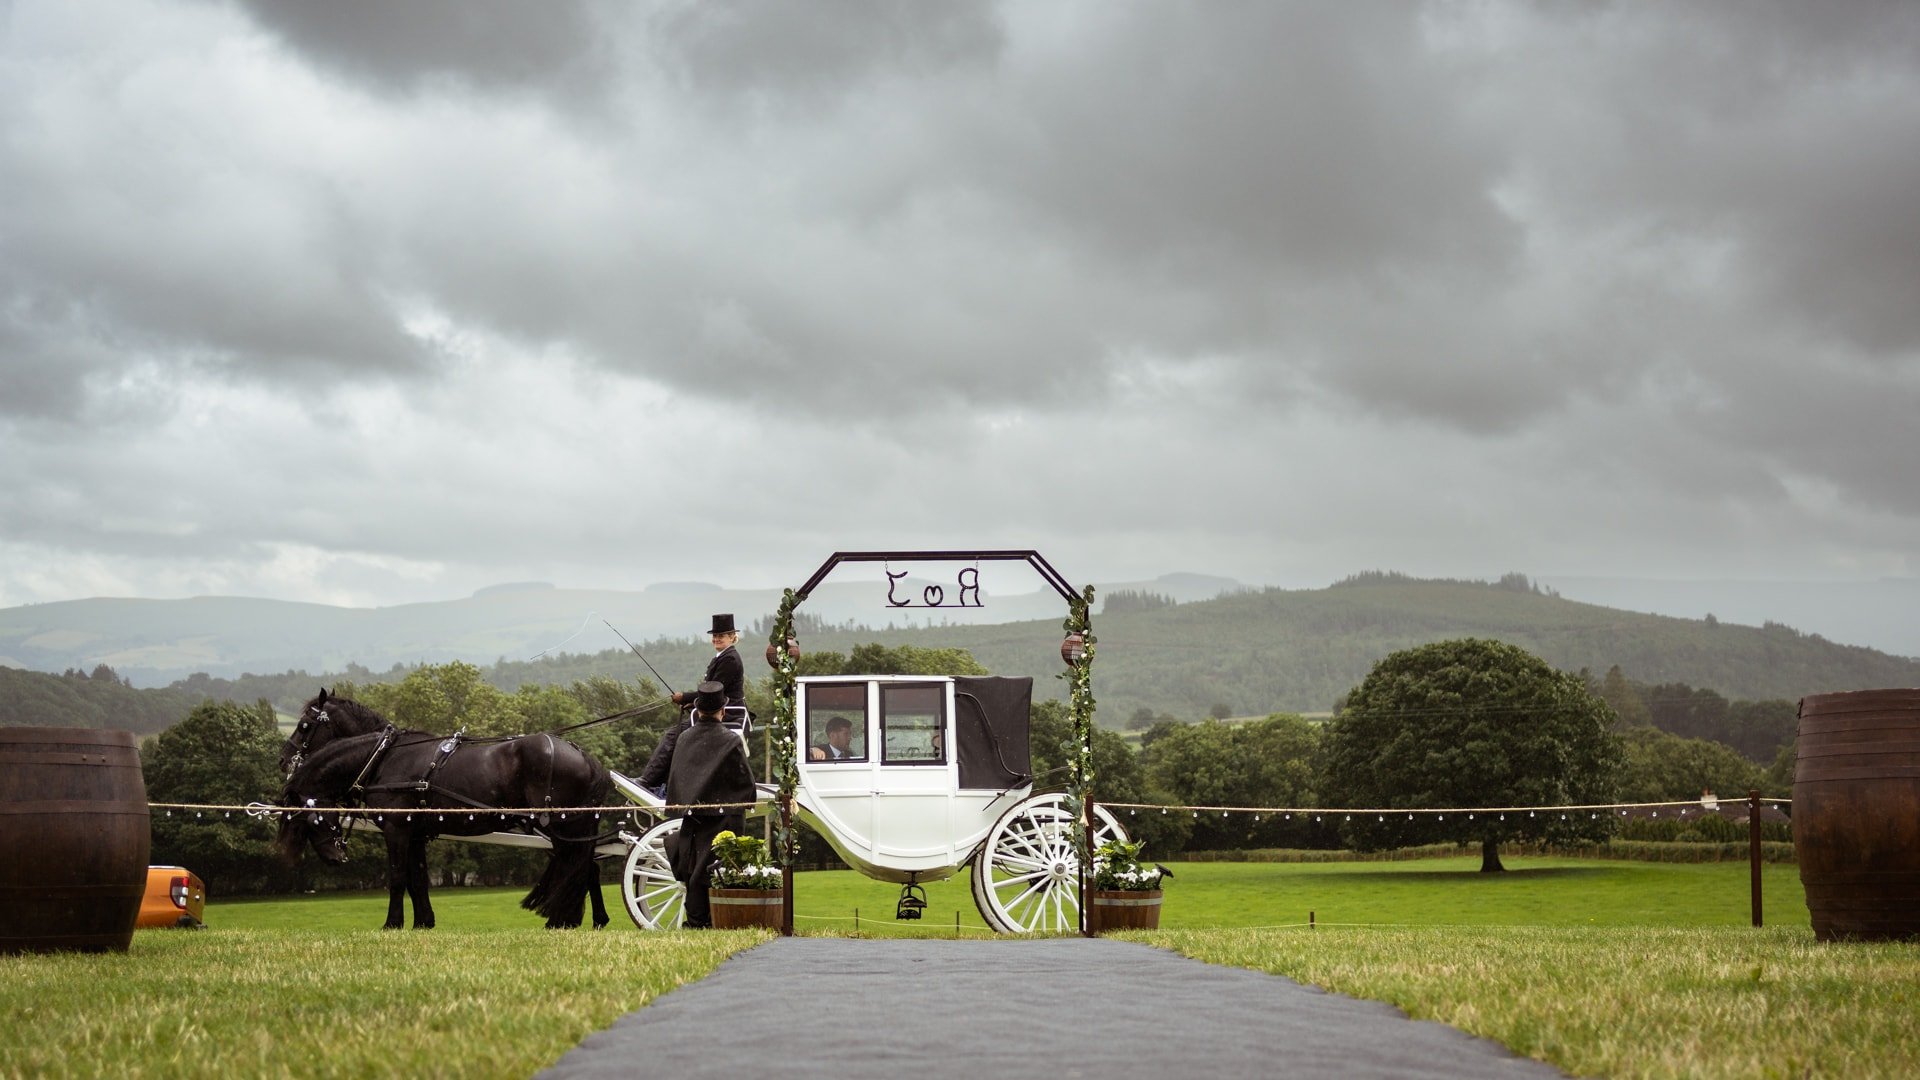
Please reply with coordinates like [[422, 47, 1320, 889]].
[[281, 688, 389, 775], [276, 727, 614, 930]]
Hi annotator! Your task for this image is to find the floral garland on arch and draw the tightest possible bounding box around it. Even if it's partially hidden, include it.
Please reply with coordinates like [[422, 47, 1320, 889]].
[[767, 588, 802, 868], [1058, 584, 1097, 910]]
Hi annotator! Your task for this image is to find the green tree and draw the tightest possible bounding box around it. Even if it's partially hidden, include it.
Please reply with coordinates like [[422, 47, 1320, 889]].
[[1141, 714, 1322, 851], [356, 661, 522, 735], [1617, 727, 1765, 803], [143, 700, 285, 893], [792, 642, 990, 678], [1596, 665, 1651, 728], [1319, 638, 1625, 872], [1722, 698, 1797, 763]]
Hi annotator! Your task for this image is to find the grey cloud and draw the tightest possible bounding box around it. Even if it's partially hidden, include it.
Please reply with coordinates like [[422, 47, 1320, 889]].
[[966, 4, 1512, 278], [648, 0, 1005, 104], [228, 0, 614, 100], [1476, 2, 1920, 354], [6, 0, 1920, 610]]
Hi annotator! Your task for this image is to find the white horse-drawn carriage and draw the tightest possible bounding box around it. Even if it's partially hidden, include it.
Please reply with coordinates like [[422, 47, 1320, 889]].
[[302, 550, 1115, 933], [602, 673, 1126, 933]]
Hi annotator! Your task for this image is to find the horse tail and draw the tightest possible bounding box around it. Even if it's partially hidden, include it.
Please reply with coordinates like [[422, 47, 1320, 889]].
[[524, 843, 595, 927], [520, 856, 562, 914]]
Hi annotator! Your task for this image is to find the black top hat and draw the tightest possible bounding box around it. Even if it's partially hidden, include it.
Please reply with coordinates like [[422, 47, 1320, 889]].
[[693, 680, 727, 715], [709, 613, 736, 636]]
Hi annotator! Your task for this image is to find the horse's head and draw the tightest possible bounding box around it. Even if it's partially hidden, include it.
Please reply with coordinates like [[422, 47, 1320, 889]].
[[281, 688, 333, 776], [274, 733, 373, 866], [282, 688, 387, 776], [274, 792, 349, 866]]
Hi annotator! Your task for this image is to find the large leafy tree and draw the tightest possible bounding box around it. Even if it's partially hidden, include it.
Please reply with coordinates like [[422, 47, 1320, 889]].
[[1320, 638, 1625, 871], [143, 700, 287, 892]]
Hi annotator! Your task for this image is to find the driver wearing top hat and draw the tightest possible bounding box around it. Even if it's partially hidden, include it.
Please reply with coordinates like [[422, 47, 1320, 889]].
[[638, 614, 747, 796], [673, 613, 745, 711]]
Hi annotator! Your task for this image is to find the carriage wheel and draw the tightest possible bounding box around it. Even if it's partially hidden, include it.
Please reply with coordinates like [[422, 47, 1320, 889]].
[[621, 818, 685, 930], [970, 793, 1127, 934]]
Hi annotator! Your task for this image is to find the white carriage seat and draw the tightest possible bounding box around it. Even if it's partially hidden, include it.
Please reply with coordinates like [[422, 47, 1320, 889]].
[[722, 705, 751, 742]]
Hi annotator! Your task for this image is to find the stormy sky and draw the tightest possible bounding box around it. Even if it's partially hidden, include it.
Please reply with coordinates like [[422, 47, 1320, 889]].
[[2, 0, 1917, 611]]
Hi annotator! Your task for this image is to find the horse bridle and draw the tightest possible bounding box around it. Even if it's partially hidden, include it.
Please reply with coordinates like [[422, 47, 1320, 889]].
[[285, 704, 331, 775]]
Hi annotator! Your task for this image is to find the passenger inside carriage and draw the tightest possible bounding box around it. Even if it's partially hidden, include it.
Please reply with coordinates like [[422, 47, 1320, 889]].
[[809, 716, 861, 761]]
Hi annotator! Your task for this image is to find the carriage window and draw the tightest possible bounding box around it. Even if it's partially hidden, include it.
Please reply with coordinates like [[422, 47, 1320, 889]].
[[881, 684, 945, 765], [806, 683, 867, 762]]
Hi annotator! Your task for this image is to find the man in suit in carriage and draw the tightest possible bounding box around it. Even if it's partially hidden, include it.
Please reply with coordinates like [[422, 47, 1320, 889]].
[[638, 613, 748, 796], [664, 681, 757, 928]]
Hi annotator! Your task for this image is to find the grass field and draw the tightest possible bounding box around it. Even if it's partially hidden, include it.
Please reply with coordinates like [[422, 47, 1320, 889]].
[[1138, 926, 1920, 1080], [5, 857, 1908, 1079], [205, 855, 1811, 936], [0, 930, 762, 1079]]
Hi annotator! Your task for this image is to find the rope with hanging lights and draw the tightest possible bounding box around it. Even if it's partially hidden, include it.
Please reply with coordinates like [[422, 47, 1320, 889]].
[[1098, 797, 1791, 819]]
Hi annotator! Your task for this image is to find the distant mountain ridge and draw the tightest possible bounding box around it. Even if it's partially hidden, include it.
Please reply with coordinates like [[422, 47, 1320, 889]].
[[3, 575, 1915, 727], [0, 572, 1239, 686]]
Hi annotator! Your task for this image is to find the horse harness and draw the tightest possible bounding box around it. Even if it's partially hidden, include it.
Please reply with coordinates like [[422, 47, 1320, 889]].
[[349, 727, 568, 833]]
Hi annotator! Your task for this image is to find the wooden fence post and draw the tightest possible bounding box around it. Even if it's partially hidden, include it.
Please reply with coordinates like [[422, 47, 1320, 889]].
[[1749, 788, 1763, 928]]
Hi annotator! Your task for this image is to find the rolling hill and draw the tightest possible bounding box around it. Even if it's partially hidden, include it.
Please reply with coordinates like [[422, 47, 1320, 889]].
[[8, 574, 1913, 732]]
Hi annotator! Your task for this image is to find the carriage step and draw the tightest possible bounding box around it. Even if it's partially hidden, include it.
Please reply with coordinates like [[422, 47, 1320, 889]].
[[896, 882, 928, 920]]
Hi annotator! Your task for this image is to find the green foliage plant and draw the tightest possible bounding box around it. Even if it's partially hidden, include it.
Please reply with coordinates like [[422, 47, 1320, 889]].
[[767, 589, 802, 870], [1092, 838, 1166, 891], [709, 830, 780, 890], [1059, 586, 1097, 919]]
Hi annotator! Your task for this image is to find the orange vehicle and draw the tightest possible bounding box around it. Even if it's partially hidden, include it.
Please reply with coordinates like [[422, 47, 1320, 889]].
[[136, 866, 206, 929]]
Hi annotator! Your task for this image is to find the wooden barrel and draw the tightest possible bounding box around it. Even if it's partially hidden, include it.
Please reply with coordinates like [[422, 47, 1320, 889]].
[[708, 888, 784, 930], [1088, 889, 1163, 932], [0, 728, 151, 954], [1795, 689, 1920, 941]]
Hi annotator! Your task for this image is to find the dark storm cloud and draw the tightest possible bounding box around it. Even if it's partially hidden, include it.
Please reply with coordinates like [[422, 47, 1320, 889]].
[[228, 0, 614, 99], [1492, 1, 1920, 356], [4, 0, 1920, 608]]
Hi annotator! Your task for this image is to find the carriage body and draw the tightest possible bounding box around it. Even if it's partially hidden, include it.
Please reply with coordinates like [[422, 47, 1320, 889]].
[[788, 674, 1034, 884]]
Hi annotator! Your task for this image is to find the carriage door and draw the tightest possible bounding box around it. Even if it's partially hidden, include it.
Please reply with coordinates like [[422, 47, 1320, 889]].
[[874, 682, 953, 862]]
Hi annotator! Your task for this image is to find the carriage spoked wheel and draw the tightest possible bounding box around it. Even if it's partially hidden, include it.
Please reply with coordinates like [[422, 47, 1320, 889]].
[[621, 818, 685, 930], [970, 792, 1127, 934]]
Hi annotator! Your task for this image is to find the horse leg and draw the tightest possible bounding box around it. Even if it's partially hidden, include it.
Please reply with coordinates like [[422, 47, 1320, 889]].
[[408, 831, 435, 929], [382, 828, 408, 930], [588, 856, 609, 930]]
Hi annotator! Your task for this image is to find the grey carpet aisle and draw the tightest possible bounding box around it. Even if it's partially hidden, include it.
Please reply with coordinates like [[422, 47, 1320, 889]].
[[539, 937, 1566, 1079]]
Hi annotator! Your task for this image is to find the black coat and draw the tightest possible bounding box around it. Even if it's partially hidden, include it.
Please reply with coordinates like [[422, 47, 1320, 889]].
[[639, 645, 747, 790], [702, 645, 746, 706], [665, 718, 756, 818], [636, 715, 691, 791]]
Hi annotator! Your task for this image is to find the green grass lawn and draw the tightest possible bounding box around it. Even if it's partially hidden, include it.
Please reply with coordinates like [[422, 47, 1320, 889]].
[[209, 853, 1808, 937], [1137, 926, 1920, 1080], [3, 857, 1893, 1079], [0, 930, 762, 1079]]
